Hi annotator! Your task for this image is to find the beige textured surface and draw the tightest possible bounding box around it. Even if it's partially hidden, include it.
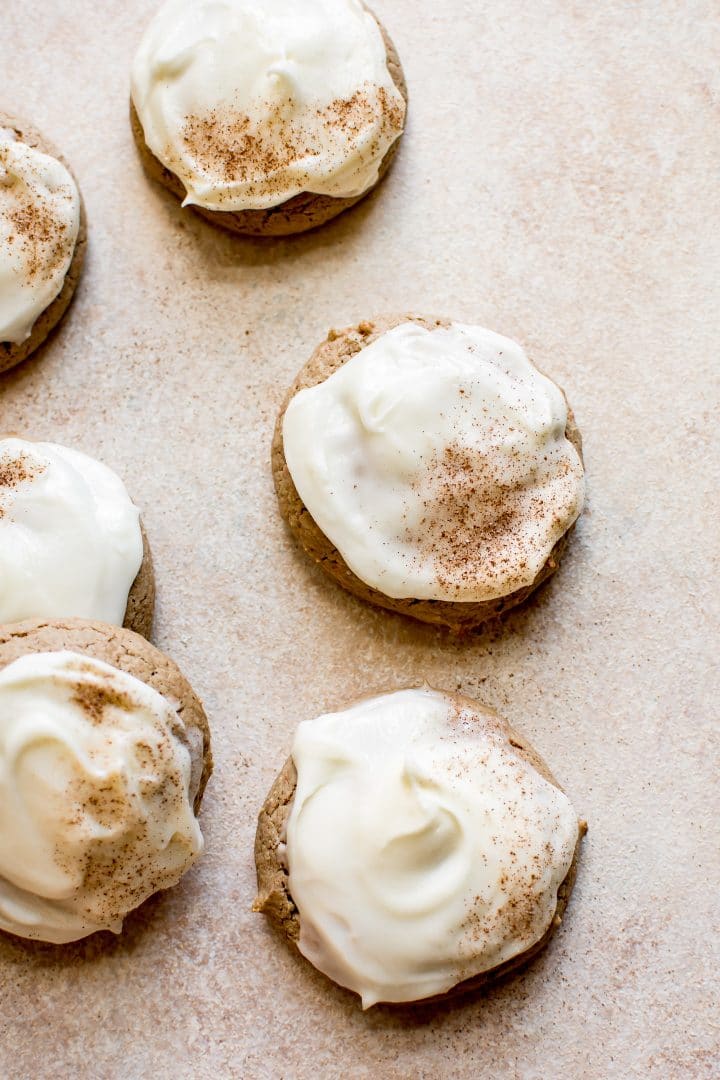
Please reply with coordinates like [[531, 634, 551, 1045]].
[[0, 1, 718, 1078], [0, 618, 212, 811]]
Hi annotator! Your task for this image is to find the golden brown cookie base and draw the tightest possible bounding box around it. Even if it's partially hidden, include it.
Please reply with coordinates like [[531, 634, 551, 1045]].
[[130, 12, 407, 237], [0, 113, 86, 375], [123, 522, 155, 639], [272, 314, 584, 632], [253, 689, 586, 1006], [0, 618, 212, 808]]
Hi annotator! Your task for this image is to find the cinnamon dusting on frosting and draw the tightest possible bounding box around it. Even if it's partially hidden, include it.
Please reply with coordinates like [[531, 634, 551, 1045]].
[[442, 697, 571, 974], [61, 745, 186, 925], [421, 690, 569, 952], [400, 403, 576, 595], [404, 442, 527, 596], [321, 86, 403, 138], [0, 450, 43, 490], [178, 83, 402, 202], [284, 687, 579, 1003]]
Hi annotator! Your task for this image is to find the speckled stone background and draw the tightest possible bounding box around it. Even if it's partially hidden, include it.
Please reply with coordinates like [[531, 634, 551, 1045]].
[[1, 2, 718, 1077]]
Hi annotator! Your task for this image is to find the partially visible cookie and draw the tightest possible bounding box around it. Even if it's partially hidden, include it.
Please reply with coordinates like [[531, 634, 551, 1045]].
[[0, 437, 154, 636], [0, 618, 212, 943], [130, 0, 407, 236], [254, 687, 585, 1007], [273, 315, 585, 632], [0, 113, 86, 374]]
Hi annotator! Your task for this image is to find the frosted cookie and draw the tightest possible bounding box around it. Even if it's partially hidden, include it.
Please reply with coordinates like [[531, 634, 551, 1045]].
[[0, 618, 212, 944], [254, 688, 585, 1007], [0, 114, 85, 374], [0, 438, 154, 637], [273, 315, 585, 631], [130, 0, 407, 236]]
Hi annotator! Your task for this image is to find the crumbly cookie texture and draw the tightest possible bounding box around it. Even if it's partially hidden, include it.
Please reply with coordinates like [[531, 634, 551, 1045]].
[[0, 619, 212, 808], [272, 314, 584, 632], [130, 13, 407, 236], [254, 690, 586, 1004], [0, 114, 86, 375]]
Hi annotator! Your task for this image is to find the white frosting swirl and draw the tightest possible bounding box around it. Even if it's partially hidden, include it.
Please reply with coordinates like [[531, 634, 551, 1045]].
[[0, 131, 80, 344], [0, 651, 204, 943], [283, 322, 585, 602], [131, 0, 405, 211], [286, 688, 579, 1007], [0, 438, 143, 626]]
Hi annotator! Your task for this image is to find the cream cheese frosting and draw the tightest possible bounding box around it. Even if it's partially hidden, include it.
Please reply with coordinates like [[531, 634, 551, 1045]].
[[0, 438, 143, 626], [0, 651, 204, 943], [0, 130, 80, 344], [283, 321, 585, 603], [286, 688, 579, 1007], [131, 0, 406, 211]]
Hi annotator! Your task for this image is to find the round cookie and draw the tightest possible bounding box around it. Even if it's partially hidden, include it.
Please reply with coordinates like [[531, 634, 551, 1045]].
[[0, 618, 212, 807], [254, 689, 586, 1006], [130, 4, 407, 237], [0, 113, 86, 375], [124, 522, 155, 638], [0, 618, 212, 943], [273, 315, 585, 632], [0, 437, 155, 637]]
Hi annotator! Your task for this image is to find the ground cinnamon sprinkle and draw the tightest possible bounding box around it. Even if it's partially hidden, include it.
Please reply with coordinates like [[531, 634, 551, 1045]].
[[404, 442, 530, 595], [398, 396, 578, 595], [178, 81, 402, 197], [439, 698, 566, 974], [54, 681, 189, 922], [0, 451, 44, 517], [60, 759, 182, 923], [377, 86, 405, 130], [321, 89, 372, 136], [7, 200, 67, 281], [1, 145, 74, 283], [71, 680, 136, 725]]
